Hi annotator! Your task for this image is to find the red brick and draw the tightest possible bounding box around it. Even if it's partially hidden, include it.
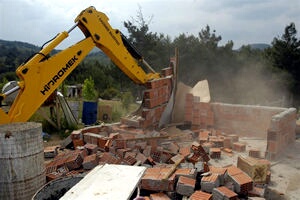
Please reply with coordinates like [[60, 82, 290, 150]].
[[267, 141, 278, 153], [82, 154, 99, 170], [170, 154, 184, 164], [116, 148, 131, 159], [248, 149, 261, 158], [81, 126, 101, 134], [210, 148, 221, 159], [84, 143, 98, 155], [141, 167, 175, 191], [64, 150, 84, 170], [71, 130, 82, 140], [223, 137, 232, 148], [201, 174, 220, 193], [179, 146, 191, 158], [228, 134, 239, 143], [176, 176, 196, 196], [209, 166, 227, 185], [172, 168, 197, 179], [99, 152, 121, 164], [46, 172, 64, 182], [123, 155, 137, 165], [149, 192, 171, 200], [135, 152, 147, 164], [230, 172, 253, 194], [83, 132, 103, 145], [161, 67, 173, 77], [73, 139, 84, 148], [151, 151, 162, 162], [189, 191, 212, 200], [233, 142, 246, 152], [212, 186, 238, 200]]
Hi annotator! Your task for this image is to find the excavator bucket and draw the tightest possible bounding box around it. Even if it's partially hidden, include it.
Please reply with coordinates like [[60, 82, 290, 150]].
[[121, 50, 179, 129]]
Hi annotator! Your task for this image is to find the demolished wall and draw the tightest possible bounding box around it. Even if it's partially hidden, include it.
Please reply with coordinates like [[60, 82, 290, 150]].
[[175, 81, 297, 160]]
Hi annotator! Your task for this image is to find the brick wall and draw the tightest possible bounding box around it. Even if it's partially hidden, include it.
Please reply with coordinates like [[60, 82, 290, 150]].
[[265, 108, 296, 160], [210, 103, 296, 160], [211, 103, 286, 138]]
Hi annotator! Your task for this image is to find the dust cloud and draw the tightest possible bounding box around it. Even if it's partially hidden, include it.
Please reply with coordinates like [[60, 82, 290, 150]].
[[186, 61, 292, 107]]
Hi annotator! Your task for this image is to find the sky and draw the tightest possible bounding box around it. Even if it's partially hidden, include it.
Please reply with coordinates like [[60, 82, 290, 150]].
[[0, 0, 299, 49]]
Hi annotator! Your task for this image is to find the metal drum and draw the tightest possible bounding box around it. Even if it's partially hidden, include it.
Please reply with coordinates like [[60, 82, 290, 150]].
[[0, 122, 46, 200]]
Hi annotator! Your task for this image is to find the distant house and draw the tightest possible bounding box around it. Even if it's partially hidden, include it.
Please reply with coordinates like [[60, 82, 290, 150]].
[[66, 85, 82, 98]]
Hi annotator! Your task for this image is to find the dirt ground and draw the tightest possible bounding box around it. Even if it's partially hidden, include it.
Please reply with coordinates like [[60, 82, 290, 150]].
[[208, 137, 300, 200]]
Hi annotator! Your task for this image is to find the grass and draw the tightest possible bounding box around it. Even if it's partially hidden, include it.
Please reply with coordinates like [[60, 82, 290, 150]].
[[30, 99, 140, 135], [98, 99, 140, 122]]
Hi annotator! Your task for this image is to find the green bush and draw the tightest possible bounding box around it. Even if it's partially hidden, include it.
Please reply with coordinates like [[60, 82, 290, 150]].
[[100, 87, 120, 100]]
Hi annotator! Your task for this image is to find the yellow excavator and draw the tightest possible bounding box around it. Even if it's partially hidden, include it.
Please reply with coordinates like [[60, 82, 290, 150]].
[[0, 6, 175, 126]]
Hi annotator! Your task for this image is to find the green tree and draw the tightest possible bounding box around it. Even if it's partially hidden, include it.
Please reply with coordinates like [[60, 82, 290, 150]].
[[123, 6, 171, 71], [82, 76, 98, 101], [121, 91, 134, 111], [265, 22, 300, 104]]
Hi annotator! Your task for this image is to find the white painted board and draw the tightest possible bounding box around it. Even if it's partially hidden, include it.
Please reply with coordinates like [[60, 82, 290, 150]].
[[60, 164, 146, 200]]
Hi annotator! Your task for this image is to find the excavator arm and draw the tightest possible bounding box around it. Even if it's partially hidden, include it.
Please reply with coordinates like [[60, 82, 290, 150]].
[[0, 6, 161, 124]]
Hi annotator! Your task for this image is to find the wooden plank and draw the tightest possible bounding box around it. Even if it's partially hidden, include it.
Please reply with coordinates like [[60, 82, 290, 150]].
[[61, 164, 146, 200]]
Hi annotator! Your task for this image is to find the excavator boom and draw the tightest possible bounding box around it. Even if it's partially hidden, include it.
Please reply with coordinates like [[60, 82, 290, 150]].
[[0, 7, 174, 127]]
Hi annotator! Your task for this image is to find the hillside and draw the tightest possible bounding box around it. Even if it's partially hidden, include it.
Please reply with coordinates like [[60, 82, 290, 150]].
[[0, 39, 110, 75]]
